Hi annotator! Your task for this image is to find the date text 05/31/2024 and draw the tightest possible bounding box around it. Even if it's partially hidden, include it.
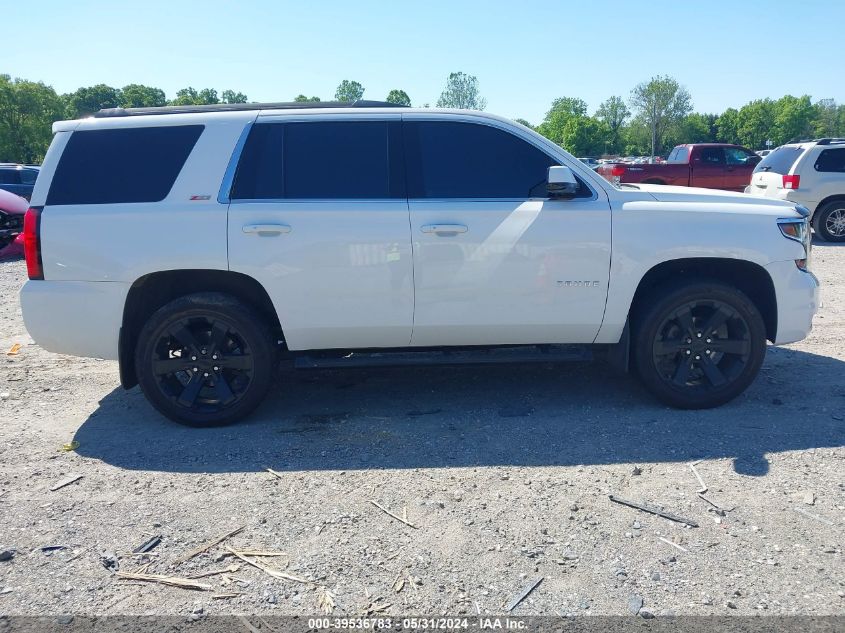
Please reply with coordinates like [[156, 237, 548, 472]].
[[307, 618, 528, 630]]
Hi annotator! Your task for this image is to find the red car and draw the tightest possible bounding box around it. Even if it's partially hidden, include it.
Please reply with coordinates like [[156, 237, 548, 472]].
[[597, 143, 762, 191], [0, 188, 27, 259]]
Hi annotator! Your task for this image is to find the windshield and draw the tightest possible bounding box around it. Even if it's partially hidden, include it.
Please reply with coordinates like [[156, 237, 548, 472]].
[[753, 146, 805, 174]]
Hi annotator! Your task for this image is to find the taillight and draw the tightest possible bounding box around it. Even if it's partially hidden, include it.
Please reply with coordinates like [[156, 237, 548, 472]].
[[23, 206, 43, 280], [610, 165, 626, 177], [782, 174, 800, 190]]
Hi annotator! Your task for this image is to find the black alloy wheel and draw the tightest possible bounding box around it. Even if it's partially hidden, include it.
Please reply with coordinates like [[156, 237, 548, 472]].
[[151, 316, 254, 412], [652, 300, 751, 392], [634, 281, 767, 409], [136, 293, 274, 426]]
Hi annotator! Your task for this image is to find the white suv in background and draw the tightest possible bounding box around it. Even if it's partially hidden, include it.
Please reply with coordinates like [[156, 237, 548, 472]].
[[18, 101, 818, 426], [746, 138, 845, 241]]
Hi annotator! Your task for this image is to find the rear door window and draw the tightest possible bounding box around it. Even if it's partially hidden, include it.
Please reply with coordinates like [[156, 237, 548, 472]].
[[231, 120, 404, 200], [697, 147, 724, 164], [725, 147, 756, 165], [403, 120, 591, 198], [753, 146, 805, 174], [814, 148, 845, 173], [46, 125, 204, 205], [19, 169, 39, 185]]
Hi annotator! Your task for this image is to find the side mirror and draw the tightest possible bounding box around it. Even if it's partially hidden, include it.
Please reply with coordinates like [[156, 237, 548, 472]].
[[547, 165, 578, 198]]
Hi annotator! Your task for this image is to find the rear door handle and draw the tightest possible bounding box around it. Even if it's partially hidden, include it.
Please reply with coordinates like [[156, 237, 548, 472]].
[[242, 223, 291, 235], [420, 224, 468, 236]]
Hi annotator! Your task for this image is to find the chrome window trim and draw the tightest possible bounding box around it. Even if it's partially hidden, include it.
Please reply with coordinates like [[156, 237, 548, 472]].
[[217, 121, 255, 204], [229, 198, 406, 204]]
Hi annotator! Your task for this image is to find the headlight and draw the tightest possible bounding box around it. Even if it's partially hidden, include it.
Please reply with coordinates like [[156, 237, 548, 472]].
[[777, 218, 811, 271]]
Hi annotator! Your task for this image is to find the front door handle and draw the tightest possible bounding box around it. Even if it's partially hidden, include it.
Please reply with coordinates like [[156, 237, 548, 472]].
[[420, 223, 468, 236], [242, 223, 292, 235]]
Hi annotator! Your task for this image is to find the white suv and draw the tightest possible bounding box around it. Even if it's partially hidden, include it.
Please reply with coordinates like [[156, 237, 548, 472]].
[[19, 101, 819, 426], [746, 138, 845, 241]]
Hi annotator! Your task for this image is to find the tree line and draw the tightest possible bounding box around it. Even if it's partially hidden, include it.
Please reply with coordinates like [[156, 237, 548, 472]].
[[1, 71, 843, 163], [532, 76, 845, 158]]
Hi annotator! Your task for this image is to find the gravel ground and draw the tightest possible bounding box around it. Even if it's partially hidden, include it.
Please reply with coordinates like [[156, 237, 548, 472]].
[[0, 245, 842, 619]]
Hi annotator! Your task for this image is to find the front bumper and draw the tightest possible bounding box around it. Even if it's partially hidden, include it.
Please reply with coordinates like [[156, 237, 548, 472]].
[[20, 280, 129, 360], [765, 260, 820, 345]]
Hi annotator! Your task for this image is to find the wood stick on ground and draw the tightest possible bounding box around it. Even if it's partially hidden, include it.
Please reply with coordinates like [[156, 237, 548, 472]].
[[689, 460, 708, 494], [257, 617, 278, 632], [266, 468, 284, 479], [658, 537, 689, 553], [505, 576, 543, 612], [369, 500, 418, 529], [50, 474, 82, 491], [230, 550, 288, 557], [225, 547, 309, 584], [116, 571, 212, 591], [795, 507, 835, 526], [697, 493, 723, 510], [212, 592, 243, 599], [188, 564, 240, 579], [608, 495, 699, 527], [170, 525, 245, 568]]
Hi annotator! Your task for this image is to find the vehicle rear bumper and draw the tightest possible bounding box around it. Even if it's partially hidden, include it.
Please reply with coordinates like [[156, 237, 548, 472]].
[[765, 260, 819, 345], [20, 280, 129, 360]]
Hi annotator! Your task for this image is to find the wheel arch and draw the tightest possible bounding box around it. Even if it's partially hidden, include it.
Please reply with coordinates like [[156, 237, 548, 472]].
[[629, 258, 777, 344], [118, 269, 282, 389], [814, 194, 845, 216]]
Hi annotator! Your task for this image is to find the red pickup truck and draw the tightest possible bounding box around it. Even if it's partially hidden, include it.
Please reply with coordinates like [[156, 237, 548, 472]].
[[597, 144, 761, 191]]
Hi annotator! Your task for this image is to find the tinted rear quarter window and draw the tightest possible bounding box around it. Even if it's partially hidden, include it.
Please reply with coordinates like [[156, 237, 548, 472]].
[[47, 125, 204, 205], [753, 146, 805, 174], [404, 121, 589, 198], [667, 147, 689, 163], [231, 121, 403, 199], [815, 148, 845, 173], [0, 169, 21, 185]]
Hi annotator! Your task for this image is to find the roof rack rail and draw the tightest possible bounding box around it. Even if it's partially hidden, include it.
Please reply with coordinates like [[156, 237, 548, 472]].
[[93, 100, 407, 118], [817, 138, 845, 145]]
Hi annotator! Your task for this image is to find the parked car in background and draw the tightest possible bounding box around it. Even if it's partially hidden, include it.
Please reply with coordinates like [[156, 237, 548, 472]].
[[757, 149, 773, 157], [597, 143, 761, 191], [0, 188, 27, 258], [0, 164, 39, 201], [578, 157, 600, 170], [745, 138, 845, 241]]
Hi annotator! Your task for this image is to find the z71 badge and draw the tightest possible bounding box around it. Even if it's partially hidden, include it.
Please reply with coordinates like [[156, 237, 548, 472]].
[[557, 280, 601, 288]]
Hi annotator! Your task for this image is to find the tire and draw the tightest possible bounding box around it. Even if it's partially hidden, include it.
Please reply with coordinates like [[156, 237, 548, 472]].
[[812, 200, 845, 242], [135, 292, 275, 426], [633, 280, 767, 409], [642, 179, 666, 185]]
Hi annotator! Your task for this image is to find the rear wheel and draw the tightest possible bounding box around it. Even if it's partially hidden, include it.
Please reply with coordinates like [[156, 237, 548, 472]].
[[633, 281, 766, 409], [135, 293, 275, 426], [812, 201, 845, 242]]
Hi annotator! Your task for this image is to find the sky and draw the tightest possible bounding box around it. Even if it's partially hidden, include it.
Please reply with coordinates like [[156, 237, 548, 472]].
[[4, 0, 844, 124]]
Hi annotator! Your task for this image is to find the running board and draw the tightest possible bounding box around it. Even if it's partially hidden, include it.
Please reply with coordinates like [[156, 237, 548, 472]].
[[292, 345, 592, 370]]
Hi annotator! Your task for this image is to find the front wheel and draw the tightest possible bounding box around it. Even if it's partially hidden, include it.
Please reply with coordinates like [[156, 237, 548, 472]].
[[135, 293, 275, 426], [812, 201, 845, 242], [633, 281, 767, 409]]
